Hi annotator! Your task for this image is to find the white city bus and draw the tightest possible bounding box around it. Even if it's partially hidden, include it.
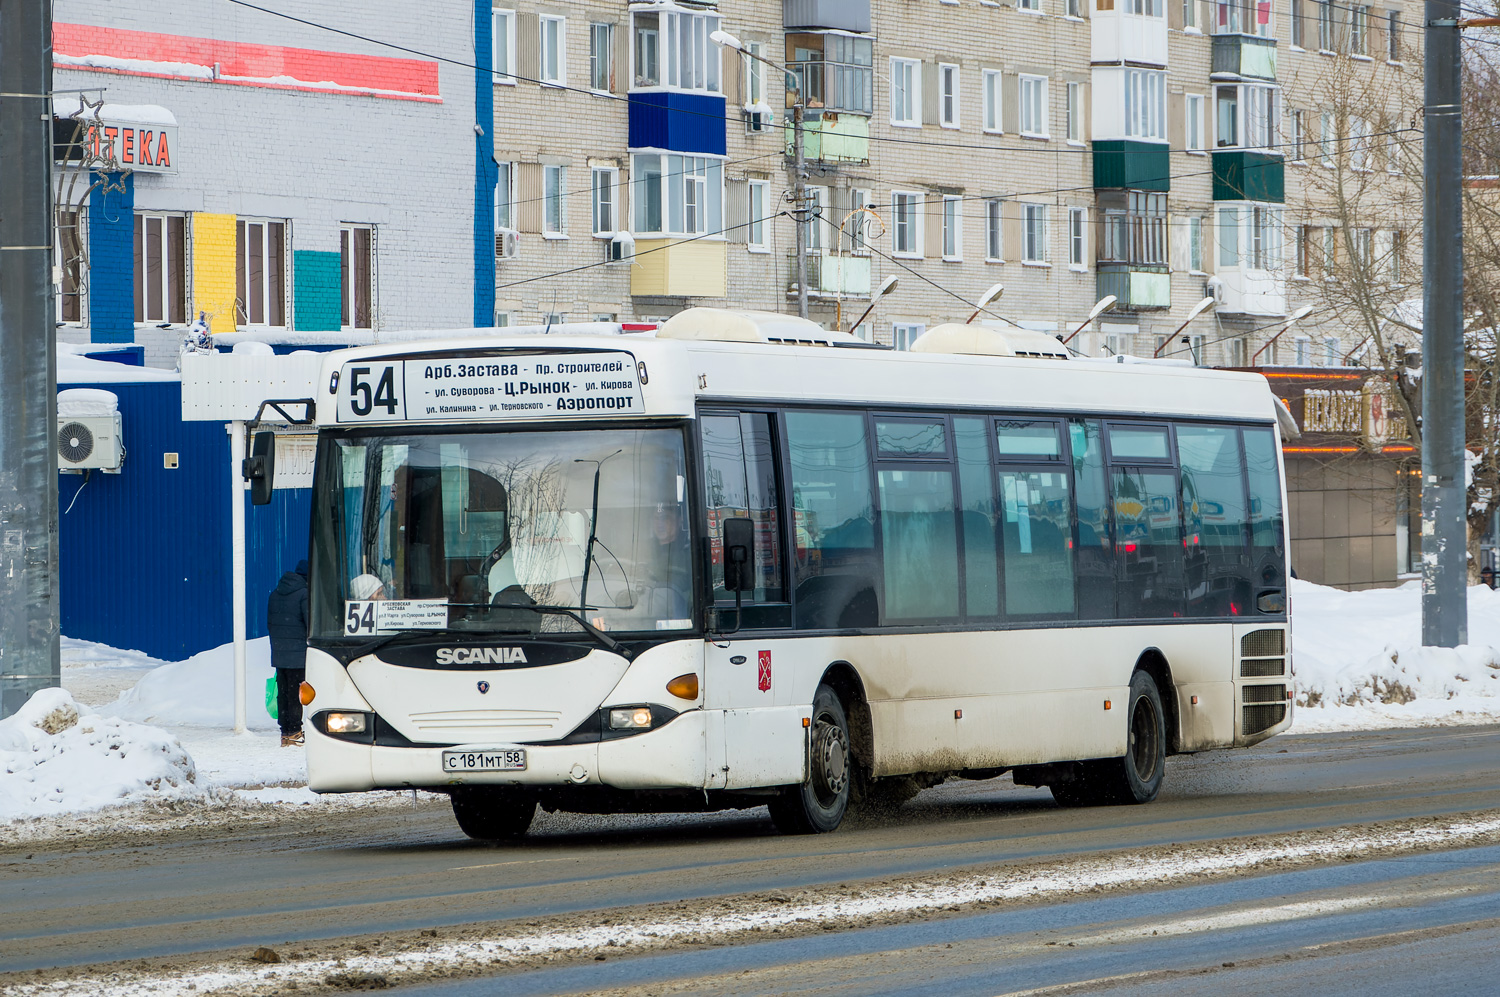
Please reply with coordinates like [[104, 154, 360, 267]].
[[292, 310, 1292, 838]]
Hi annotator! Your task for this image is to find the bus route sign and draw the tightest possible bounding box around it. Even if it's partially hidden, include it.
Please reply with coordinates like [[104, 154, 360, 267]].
[[335, 351, 644, 423]]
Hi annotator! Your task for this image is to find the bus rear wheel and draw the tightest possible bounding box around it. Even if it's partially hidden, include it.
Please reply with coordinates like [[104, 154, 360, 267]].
[[1050, 670, 1166, 807], [769, 685, 851, 834], [450, 787, 537, 840]]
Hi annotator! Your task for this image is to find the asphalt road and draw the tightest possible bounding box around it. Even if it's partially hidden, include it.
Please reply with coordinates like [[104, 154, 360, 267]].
[[3, 725, 1499, 977]]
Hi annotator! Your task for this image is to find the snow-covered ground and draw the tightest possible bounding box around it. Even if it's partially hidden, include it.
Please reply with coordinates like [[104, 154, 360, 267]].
[[2, 578, 1498, 825]]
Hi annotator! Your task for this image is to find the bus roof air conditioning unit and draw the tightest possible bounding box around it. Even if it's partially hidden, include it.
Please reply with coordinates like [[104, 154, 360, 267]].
[[496, 228, 520, 260], [56, 388, 125, 473], [607, 231, 634, 264], [910, 324, 1071, 360]]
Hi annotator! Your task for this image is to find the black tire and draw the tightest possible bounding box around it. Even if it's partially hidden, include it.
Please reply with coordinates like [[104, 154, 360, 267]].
[[769, 685, 852, 834], [1050, 670, 1167, 807], [450, 787, 536, 840]]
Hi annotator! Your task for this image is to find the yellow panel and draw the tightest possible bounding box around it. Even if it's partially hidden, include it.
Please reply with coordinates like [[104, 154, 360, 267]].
[[664, 240, 727, 297], [191, 212, 238, 335], [631, 238, 672, 297]]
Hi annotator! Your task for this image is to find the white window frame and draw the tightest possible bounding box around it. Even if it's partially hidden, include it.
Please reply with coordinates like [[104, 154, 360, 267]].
[[1019, 75, 1049, 138], [635, 8, 721, 93], [1350, 116, 1372, 171], [1294, 335, 1310, 366], [1319, 110, 1335, 166], [1184, 0, 1199, 29], [804, 185, 828, 252], [743, 41, 764, 106], [982, 70, 1003, 134], [495, 161, 515, 231], [939, 64, 961, 129], [1068, 207, 1087, 269], [630, 153, 725, 237], [1125, 69, 1167, 142], [134, 211, 188, 325], [1066, 82, 1083, 143], [1022, 203, 1048, 263], [544, 164, 567, 237], [1186, 93, 1205, 153], [540, 15, 566, 86], [592, 167, 618, 237], [589, 22, 614, 92], [892, 190, 923, 257], [1351, 4, 1368, 55], [1018, 0, 1042, 12], [492, 10, 517, 85], [235, 217, 288, 328], [942, 195, 963, 260], [848, 187, 874, 254], [1323, 336, 1341, 366], [55, 208, 86, 325], [893, 322, 926, 351], [1289, 109, 1305, 163], [985, 199, 1004, 262], [339, 223, 375, 332], [890, 58, 920, 127], [747, 179, 769, 252], [1188, 215, 1205, 273]]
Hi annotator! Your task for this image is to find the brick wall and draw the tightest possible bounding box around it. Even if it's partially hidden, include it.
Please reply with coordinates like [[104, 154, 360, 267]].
[[293, 250, 342, 331], [87, 171, 135, 343]]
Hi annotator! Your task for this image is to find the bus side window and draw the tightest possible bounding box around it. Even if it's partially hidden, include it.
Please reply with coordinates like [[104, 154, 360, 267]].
[[1107, 422, 1183, 620], [1069, 420, 1114, 619], [786, 410, 878, 630], [700, 412, 785, 607], [955, 417, 999, 618], [1242, 427, 1287, 603], [1177, 425, 1249, 617]]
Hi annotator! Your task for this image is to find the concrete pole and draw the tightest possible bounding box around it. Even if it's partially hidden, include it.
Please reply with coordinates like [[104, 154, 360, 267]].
[[0, 0, 61, 718], [228, 421, 248, 733], [792, 103, 809, 320], [1421, 0, 1467, 646]]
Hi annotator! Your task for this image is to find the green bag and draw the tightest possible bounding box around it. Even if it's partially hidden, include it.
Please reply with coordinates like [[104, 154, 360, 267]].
[[266, 675, 279, 720]]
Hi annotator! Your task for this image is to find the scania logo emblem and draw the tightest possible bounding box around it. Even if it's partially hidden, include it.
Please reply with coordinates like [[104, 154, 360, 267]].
[[476, 681, 491, 694]]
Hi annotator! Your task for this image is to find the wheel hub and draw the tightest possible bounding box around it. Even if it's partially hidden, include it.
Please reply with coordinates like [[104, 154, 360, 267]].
[[811, 720, 849, 801]]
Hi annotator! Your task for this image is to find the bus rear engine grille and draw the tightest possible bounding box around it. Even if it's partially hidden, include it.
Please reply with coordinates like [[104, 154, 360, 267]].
[[1242, 683, 1288, 736], [408, 709, 564, 735], [1240, 628, 1286, 677]]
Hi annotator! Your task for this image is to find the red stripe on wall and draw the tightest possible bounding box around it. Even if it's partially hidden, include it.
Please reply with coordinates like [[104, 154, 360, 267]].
[[54, 23, 441, 102]]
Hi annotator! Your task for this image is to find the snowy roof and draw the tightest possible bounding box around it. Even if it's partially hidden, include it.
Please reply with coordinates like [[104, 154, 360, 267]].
[[211, 324, 628, 349], [57, 345, 178, 385], [50, 98, 177, 126]]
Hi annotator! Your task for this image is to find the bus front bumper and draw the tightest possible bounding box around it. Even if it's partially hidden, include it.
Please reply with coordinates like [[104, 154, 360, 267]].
[[306, 710, 710, 793]]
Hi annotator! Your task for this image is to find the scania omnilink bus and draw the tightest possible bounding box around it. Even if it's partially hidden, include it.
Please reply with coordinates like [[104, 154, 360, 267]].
[[288, 310, 1292, 838]]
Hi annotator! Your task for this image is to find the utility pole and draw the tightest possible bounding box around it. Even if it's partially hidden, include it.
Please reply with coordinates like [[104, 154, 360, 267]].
[[1421, 0, 1467, 647], [0, 0, 62, 717], [792, 103, 809, 320]]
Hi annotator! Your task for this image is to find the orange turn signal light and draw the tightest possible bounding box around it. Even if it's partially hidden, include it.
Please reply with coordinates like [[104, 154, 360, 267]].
[[299, 681, 316, 706], [666, 673, 699, 700], [1103, 699, 1113, 711]]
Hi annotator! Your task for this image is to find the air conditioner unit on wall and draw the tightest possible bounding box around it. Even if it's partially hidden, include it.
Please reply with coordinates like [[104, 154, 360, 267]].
[[607, 231, 635, 264], [57, 413, 124, 472], [496, 228, 520, 260]]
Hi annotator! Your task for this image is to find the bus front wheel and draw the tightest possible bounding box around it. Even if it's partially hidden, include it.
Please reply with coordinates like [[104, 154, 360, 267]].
[[769, 685, 852, 834], [450, 787, 537, 840], [1051, 670, 1166, 807]]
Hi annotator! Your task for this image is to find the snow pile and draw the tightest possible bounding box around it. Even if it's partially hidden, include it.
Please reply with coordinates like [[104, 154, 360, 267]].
[[1292, 578, 1500, 731], [0, 688, 199, 821], [56, 387, 119, 418], [106, 637, 278, 730]]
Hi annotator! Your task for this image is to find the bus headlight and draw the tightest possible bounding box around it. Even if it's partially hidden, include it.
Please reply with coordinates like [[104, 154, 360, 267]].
[[324, 712, 369, 734], [608, 706, 654, 730]]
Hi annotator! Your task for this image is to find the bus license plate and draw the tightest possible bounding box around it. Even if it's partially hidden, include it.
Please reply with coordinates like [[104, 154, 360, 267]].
[[442, 749, 527, 772]]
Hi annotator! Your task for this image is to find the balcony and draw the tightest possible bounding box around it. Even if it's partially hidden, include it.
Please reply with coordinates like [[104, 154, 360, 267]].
[[1093, 141, 1171, 191], [630, 239, 727, 298], [1091, 10, 1168, 66], [786, 251, 871, 297], [628, 92, 727, 156], [1097, 265, 1171, 311], [1211, 34, 1278, 80], [784, 0, 870, 32], [1212, 149, 1284, 201], [1211, 268, 1286, 316], [786, 112, 869, 164]]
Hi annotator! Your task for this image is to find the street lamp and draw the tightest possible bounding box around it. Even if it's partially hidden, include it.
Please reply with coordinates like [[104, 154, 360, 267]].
[[1154, 295, 1217, 358], [965, 283, 1006, 324], [1250, 304, 1315, 366], [849, 274, 898, 336], [712, 30, 813, 321], [1061, 294, 1118, 345]]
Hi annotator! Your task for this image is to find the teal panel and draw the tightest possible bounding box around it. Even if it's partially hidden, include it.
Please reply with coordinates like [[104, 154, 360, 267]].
[[1092, 141, 1171, 192], [1130, 271, 1172, 308], [1242, 41, 1277, 79], [294, 250, 342, 332], [1212, 150, 1285, 202]]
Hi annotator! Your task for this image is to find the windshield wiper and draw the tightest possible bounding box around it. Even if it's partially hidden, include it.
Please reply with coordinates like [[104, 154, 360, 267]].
[[574, 450, 622, 627], [503, 604, 633, 660]]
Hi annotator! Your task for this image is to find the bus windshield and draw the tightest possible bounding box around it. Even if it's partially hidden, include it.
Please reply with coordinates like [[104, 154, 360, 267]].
[[311, 426, 693, 638]]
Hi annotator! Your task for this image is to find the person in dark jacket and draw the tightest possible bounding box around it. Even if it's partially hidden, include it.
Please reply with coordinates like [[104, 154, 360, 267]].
[[267, 560, 310, 746]]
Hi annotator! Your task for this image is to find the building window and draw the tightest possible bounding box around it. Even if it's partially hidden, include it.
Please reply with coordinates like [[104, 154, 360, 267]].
[[982, 70, 1003, 133], [1294, 335, 1310, 366], [747, 180, 768, 251], [986, 199, 1004, 260], [493, 10, 516, 84], [1020, 75, 1048, 137], [1188, 215, 1204, 271], [892, 191, 921, 256], [787, 33, 873, 115], [893, 322, 925, 350], [1125, 70, 1167, 141], [235, 219, 286, 328], [847, 187, 875, 253], [1022, 203, 1048, 262], [1186, 93, 1205, 151], [1184, 0, 1199, 27], [743, 41, 765, 107], [1127, 0, 1164, 14], [1100, 191, 1167, 265], [56, 209, 85, 324], [1317, 0, 1334, 50], [540, 16, 566, 85], [631, 8, 721, 92], [1319, 110, 1335, 165], [1217, 205, 1282, 270], [1070, 0, 1084, 15], [1217, 207, 1239, 268], [590, 23, 615, 91], [1018, 0, 1041, 11], [1216, 83, 1277, 150], [1350, 116, 1372, 170], [1295, 224, 1312, 276], [1388, 9, 1402, 59], [340, 224, 373, 331], [1323, 336, 1340, 366], [890, 58, 920, 126], [1290, 0, 1304, 44], [134, 213, 187, 325], [1066, 82, 1082, 142], [1289, 109, 1305, 162], [632, 153, 723, 236], [1068, 207, 1087, 268], [939, 64, 960, 128], [1322, 226, 1336, 273], [1351, 5, 1368, 54], [592, 168, 617, 236], [804, 185, 827, 252], [495, 161, 515, 231], [1352, 226, 1373, 265], [943, 195, 962, 259], [544, 165, 567, 235]]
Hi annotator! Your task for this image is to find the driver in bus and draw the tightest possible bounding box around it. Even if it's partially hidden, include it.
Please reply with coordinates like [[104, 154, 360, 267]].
[[647, 501, 691, 621]]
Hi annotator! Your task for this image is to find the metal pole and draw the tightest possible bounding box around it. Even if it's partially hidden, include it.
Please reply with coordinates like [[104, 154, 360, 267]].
[[1421, 0, 1467, 646], [0, 0, 61, 718], [228, 421, 248, 733], [792, 103, 809, 320]]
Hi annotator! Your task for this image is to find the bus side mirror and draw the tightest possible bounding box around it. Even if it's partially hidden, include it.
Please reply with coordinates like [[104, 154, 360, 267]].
[[722, 517, 755, 592], [243, 430, 276, 505]]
